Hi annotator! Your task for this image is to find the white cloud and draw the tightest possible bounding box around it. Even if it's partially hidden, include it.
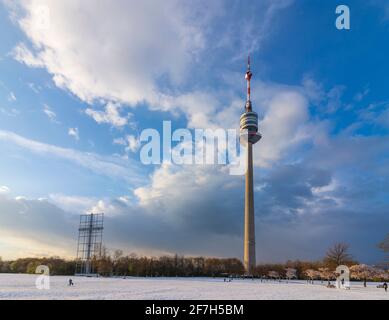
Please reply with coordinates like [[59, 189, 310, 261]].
[[0, 129, 143, 184], [68, 127, 79, 141], [47, 193, 136, 217], [88, 200, 121, 216], [5, 0, 309, 172], [48, 194, 97, 214], [152, 91, 221, 129], [7, 91, 16, 102], [0, 107, 19, 117], [85, 102, 131, 128], [114, 135, 140, 153], [7, 0, 295, 133], [15, 195, 27, 201], [134, 163, 239, 214], [0, 186, 10, 194], [113, 137, 126, 146], [43, 104, 57, 122], [255, 90, 309, 167], [27, 82, 41, 93], [126, 135, 140, 153], [9, 0, 208, 106], [12, 42, 44, 67]]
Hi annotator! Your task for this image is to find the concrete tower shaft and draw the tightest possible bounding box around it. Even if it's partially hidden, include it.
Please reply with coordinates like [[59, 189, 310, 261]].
[[240, 56, 261, 275]]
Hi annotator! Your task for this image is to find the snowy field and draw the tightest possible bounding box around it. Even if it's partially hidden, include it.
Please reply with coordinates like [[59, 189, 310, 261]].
[[0, 274, 388, 300]]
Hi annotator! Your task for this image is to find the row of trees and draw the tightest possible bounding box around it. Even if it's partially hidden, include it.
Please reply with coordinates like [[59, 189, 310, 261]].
[[0, 254, 244, 277], [258, 243, 389, 282], [92, 250, 244, 277], [1, 241, 388, 279], [95, 247, 388, 280], [304, 265, 389, 283], [0, 257, 75, 275], [252, 242, 357, 279]]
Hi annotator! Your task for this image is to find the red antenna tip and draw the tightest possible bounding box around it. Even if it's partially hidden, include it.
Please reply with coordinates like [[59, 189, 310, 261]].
[[245, 55, 252, 81]]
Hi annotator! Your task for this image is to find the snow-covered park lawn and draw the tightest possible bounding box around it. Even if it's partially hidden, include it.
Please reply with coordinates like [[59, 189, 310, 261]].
[[0, 274, 388, 300]]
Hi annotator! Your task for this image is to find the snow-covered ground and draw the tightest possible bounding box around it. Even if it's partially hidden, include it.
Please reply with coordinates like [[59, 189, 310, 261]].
[[0, 274, 388, 300]]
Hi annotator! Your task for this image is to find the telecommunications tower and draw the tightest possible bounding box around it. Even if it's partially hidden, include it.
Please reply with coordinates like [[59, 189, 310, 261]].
[[75, 213, 104, 276], [240, 57, 262, 275]]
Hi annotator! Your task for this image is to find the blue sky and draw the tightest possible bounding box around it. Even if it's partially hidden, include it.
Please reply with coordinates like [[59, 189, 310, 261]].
[[0, 0, 389, 264]]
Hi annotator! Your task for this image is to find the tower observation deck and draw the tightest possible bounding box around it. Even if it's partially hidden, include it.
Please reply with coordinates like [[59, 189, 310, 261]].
[[240, 56, 262, 145]]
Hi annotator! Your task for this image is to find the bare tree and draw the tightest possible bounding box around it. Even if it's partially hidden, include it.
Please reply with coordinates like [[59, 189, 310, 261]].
[[113, 249, 123, 261], [324, 243, 353, 268]]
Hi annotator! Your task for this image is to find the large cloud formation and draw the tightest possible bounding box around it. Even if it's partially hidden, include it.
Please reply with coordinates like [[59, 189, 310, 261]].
[[2, 141, 389, 262], [6, 0, 313, 170], [11, 0, 206, 103], [2, 0, 389, 264]]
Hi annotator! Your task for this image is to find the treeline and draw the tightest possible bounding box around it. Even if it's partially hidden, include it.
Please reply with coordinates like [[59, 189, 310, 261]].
[[1, 242, 387, 279], [0, 257, 75, 275], [0, 255, 361, 279], [93, 245, 357, 278], [0, 254, 244, 277], [92, 252, 244, 277], [253, 260, 324, 279], [0, 254, 326, 278]]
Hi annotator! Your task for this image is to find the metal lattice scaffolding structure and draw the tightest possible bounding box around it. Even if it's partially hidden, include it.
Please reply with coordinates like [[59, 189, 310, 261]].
[[75, 213, 104, 276]]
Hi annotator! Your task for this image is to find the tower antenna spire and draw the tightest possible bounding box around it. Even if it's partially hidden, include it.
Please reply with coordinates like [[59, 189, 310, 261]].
[[245, 55, 253, 106]]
